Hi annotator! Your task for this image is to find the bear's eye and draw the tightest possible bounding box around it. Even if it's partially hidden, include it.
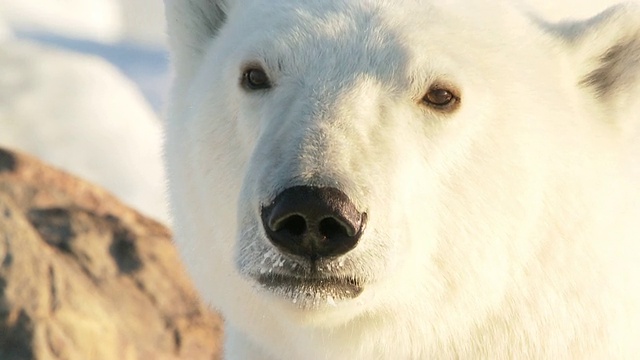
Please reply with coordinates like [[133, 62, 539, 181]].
[[242, 68, 271, 90], [422, 86, 459, 110]]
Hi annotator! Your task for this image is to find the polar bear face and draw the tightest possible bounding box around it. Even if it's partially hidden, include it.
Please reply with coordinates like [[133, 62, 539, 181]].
[[165, 0, 640, 339], [223, 1, 557, 314]]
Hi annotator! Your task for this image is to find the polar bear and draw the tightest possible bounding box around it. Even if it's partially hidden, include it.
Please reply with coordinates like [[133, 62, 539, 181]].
[[163, 0, 640, 358]]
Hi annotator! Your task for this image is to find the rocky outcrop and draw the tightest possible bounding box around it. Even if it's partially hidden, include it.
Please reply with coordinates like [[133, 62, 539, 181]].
[[0, 148, 223, 359]]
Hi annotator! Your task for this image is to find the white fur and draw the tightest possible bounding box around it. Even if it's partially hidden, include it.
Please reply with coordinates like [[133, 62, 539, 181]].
[[163, 0, 640, 358]]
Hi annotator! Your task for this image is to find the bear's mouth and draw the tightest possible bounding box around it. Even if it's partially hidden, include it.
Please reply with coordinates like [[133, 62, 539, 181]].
[[255, 273, 363, 305]]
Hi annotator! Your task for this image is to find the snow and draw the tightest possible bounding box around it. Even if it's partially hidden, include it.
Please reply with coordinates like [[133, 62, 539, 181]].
[[0, 0, 166, 46], [0, 0, 123, 44], [15, 30, 171, 112], [0, 15, 12, 40], [0, 1, 170, 222], [0, 38, 169, 223], [118, 0, 167, 46]]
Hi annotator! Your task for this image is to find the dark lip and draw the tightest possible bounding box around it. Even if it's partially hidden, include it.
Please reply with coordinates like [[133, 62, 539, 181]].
[[255, 273, 363, 299]]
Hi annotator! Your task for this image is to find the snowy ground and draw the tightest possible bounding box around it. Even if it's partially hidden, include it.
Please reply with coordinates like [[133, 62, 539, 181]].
[[0, 37, 169, 223], [0, 0, 166, 46], [0, 0, 171, 222], [1, 0, 171, 112], [15, 30, 171, 112]]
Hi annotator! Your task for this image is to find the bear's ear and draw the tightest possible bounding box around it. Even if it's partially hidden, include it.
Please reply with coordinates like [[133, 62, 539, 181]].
[[164, 0, 234, 75], [550, 4, 640, 102]]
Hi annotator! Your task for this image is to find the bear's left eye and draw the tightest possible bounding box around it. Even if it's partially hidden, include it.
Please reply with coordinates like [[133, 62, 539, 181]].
[[422, 86, 459, 110], [242, 68, 272, 90]]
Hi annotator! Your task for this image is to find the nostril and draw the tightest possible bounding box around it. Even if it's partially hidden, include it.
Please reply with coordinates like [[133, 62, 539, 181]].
[[274, 214, 307, 236], [261, 186, 366, 259], [319, 217, 352, 239]]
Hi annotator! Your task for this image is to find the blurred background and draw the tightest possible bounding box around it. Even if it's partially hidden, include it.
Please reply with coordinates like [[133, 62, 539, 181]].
[[0, 0, 169, 223], [1, 0, 168, 108]]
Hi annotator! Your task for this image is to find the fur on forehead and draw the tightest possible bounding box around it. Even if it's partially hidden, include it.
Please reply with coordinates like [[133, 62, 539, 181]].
[[165, 0, 534, 62], [228, 0, 531, 39], [217, 0, 539, 80]]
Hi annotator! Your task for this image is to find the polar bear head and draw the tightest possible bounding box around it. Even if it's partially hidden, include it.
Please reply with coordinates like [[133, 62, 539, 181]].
[[164, 0, 640, 340]]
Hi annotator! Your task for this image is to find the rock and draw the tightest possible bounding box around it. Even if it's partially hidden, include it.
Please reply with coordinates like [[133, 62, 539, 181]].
[[0, 147, 223, 359]]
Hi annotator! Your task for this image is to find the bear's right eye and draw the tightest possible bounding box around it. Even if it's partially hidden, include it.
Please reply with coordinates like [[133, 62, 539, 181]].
[[242, 68, 272, 90]]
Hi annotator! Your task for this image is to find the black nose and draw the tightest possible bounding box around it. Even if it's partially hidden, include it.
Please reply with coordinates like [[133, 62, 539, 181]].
[[261, 186, 366, 260]]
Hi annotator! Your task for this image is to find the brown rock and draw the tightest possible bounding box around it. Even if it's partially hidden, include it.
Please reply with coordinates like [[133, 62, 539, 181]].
[[0, 148, 223, 359]]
